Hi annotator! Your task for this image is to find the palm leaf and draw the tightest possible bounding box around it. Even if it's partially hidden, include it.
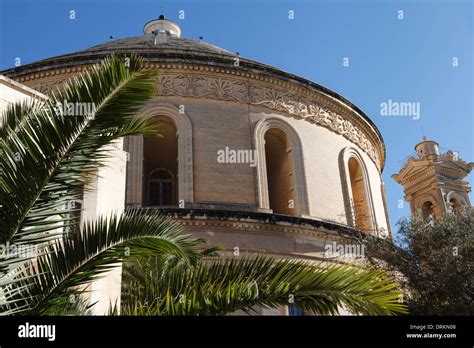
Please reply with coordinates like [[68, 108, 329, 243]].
[[121, 256, 407, 316], [0, 54, 157, 247], [1, 209, 205, 315], [0, 98, 44, 140]]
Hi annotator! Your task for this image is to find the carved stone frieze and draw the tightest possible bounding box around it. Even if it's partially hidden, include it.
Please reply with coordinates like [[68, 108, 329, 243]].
[[155, 72, 382, 169]]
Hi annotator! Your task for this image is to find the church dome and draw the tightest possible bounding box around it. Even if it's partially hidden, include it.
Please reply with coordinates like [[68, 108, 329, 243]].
[[1, 15, 392, 270]]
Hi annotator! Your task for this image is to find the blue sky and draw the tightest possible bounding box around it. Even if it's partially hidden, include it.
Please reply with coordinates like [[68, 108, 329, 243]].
[[1, 0, 472, 233]]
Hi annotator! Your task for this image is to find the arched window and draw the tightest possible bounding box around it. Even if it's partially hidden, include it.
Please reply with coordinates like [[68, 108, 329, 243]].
[[143, 117, 178, 206], [449, 198, 461, 213], [148, 169, 175, 206], [125, 103, 194, 207], [340, 147, 377, 233], [264, 128, 294, 215], [348, 157, 373, 231], [445, 191, 468, 215], [254, 118, 309, 216]]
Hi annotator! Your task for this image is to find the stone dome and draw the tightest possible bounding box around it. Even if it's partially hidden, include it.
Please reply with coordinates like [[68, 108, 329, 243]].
[[0, 16, 392, 271], [82, 35, 233, 58], [0, 16, 385, 160]]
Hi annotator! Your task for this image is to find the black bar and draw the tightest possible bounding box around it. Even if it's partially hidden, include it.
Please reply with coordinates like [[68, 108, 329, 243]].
[[0, 316, 472, 347]]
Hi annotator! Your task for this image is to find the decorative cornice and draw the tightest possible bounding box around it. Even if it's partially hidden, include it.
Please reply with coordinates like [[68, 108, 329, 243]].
[[395, 159, 472, 187], [15, 66, 87, 83], [397, 165, 435, 186], [157, 207, 364, 242]]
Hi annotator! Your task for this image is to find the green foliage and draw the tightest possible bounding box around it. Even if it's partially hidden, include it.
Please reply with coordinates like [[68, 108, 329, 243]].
[[121, 254, 407, 316], [358, 211, 474, 315], [0, 53, 158, 247], [0, 54, 206, 315], [3, 210, 205, 315]]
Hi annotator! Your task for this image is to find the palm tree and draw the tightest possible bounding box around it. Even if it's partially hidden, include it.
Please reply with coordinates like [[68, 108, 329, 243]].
[[0, 55, 407, 316], [0, 54, 204, 314]]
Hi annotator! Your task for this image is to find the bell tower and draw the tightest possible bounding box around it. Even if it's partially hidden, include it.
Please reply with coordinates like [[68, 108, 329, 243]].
[[392, 138, 473, 219]]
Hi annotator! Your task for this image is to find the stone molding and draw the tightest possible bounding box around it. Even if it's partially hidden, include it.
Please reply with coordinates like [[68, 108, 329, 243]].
[[177, 217, 352, 245]]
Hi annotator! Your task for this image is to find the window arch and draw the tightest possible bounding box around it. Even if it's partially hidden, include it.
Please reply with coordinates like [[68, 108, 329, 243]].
[[339, 147, 377, 233], [414, 195, 438, 221], [254, 118, 309, 216], [421, 200, 435, 221], [446, 191, 467, 215], [126, 102, 194, 206], [143, 117, 178, 206]]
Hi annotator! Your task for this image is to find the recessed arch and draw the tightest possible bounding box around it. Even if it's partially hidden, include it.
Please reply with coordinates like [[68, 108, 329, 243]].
[[421, 201, 435, 220], [446, 191, 468, 214], [339, 147, 377, 233], [414, 194, 438, 220], [254, 117, 309, 215], [126, 102, 194, 206], [143, 118, 178, 206]]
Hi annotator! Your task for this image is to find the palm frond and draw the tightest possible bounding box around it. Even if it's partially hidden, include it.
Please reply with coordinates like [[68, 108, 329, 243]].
[[36, 287, 95, 316], [121, 256, 407, 316], [0, 98, 44, 140], [0, 54, 157, 247], [1, 209, 205, 315]]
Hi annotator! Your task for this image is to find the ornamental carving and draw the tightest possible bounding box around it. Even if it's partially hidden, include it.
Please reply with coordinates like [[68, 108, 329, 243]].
[[156, 73, 381, 169]]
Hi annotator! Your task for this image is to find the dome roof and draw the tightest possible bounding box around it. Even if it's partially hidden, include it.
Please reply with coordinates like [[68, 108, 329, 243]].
[[0, 15, 386, 170], [81, 35, 234, 57], [1, 15, 238, 78], [81, 15, 233, 58]]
